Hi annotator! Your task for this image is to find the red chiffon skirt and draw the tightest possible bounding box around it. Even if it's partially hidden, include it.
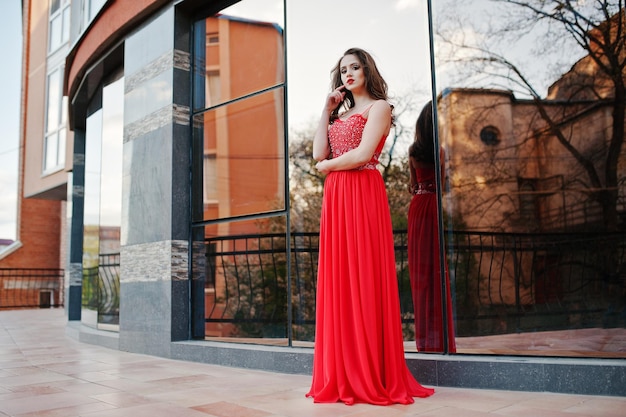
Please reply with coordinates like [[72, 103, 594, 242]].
[[306, 169, 435, 405]]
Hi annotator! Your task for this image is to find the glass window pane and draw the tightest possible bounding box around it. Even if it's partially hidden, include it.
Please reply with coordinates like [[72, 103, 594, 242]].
[[286, 0, 441, 352], [192, 0, 285, 111], [82, 108, 103, 329], [192, 217, 289, 344], [433, 0, 626, 358], [193, 88, 286, 221], [44, 133, 58, 171], [89, 0, 106, 20], [62, 6, 70, 43], [100, 77, 124, 230], [50, 0, 60, 14], [49, 14, 61, 51], [46, 69, 60, 132]]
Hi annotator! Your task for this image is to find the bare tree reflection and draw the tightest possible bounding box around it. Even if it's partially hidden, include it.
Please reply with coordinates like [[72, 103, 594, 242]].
[[436, 1, 624, 234]]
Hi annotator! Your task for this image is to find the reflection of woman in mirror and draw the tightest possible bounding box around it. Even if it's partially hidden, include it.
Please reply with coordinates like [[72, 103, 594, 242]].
[[408, 101, 456, 353], [306, 47, 434, 405]]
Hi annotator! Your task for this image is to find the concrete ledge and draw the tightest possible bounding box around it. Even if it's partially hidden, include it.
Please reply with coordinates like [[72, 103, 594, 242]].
[[406, 353, 626, 396], [172, 341, 626, 397], [67, 320, 120, 351], [69, 327, 626, 397], [171, 341, 314, 375]]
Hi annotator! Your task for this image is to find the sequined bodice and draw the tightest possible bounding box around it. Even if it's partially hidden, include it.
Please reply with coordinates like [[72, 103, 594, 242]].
[[328, 114, 385, 170]]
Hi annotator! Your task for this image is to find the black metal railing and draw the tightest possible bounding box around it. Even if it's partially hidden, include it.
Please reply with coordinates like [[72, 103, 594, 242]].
[[82, 253, 120, 325], [0, 268, 65, 309], [201, 230, 626, 340]]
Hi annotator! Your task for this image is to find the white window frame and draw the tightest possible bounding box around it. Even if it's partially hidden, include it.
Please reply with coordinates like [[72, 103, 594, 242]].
[[43, 66, 67, 174], [48, 0, 70, 53]]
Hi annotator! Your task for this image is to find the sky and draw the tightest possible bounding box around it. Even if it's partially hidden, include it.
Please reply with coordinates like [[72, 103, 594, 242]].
[[0, 1, 21, 241]]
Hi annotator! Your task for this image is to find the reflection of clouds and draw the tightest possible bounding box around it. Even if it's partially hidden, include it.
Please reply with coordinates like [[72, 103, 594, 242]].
[[100, 78, 124, 228], [394, 0, 421, 10], [222, 0, 284, 27], [288, 0, 431, 130]]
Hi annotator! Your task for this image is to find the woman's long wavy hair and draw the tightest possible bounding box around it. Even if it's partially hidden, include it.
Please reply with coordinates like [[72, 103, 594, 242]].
[[409, 101, 435, 163], [329, 48, 391, 122]]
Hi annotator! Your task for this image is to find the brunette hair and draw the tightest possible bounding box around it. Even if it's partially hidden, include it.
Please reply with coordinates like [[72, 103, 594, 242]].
[[329, 48, 391, 121], [409, 101, 435, 163]]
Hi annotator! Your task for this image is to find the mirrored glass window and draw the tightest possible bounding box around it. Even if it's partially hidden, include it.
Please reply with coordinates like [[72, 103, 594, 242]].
[[433, 0, 626, 358], [192, 217, 289, 344], [192, 88, 286, 221], [191, 0, 288, 345], [192, 0, 285, 111], [81, 76, 124, 331]]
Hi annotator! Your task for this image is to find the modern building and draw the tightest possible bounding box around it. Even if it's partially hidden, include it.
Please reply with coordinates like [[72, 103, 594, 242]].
[[6, 0, 625, 397]]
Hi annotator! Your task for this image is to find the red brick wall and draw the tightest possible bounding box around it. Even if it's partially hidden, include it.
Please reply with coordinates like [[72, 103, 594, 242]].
[[0, 197, 62, 269]]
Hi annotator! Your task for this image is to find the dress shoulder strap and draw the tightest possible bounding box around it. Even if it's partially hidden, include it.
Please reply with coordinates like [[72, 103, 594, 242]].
[[360, 102, 377, 118]]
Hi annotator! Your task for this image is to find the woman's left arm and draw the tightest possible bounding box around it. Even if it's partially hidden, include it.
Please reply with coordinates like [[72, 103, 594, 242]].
[[316, 100, 391, 173]]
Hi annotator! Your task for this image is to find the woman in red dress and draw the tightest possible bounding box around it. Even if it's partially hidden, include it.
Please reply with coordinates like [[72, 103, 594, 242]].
[[408, 101, 456, 353], [306, 48, 434, 405]]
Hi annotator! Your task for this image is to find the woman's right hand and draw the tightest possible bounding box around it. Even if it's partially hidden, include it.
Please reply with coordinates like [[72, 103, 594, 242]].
[[325, 85, 346, 112]]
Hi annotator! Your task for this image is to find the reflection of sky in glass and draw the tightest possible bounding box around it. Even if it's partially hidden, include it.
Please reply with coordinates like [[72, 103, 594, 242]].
[[221, 0, 432, 131], [84, 109, 103, 228], [100, 77, 124, 227], [433, 0, 587, 99], [221, 0, 284, 28], [287, 0, 432, 150]]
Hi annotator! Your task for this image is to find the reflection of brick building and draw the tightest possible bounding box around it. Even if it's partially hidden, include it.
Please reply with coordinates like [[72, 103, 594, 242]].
[[201, 15, 285, 238], [198, 15, 285, 337], [437, 13, 625, 314], [439, 55, 624, 233]]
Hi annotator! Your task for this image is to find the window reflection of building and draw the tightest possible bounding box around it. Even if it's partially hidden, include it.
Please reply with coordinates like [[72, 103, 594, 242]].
[[438, 13, 625, 344], [192, 13, 286, 339], [198, 15, 285, 228], [440, 86, 622, 233]]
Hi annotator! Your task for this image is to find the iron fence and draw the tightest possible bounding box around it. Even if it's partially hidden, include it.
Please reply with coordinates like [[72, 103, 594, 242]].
[[0, 268, 64, 309], [82, 253, 120, 325], [201, 230, 626, 339]]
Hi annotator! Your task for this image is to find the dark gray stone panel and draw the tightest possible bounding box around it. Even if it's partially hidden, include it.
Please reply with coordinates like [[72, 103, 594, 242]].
[[123, 125, 172, 246], [406, 355, 438, 386], [119, 280, 172, 357], [545, 361, 626, 396], [171, 341, 314, 375], [435, 358, 545, 392], [125, 7, 174, 77]]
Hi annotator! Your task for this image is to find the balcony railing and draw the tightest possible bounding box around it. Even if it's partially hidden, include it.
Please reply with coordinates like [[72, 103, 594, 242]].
[[201, 230, 626, 340], [83, 253, 120, 325], [0, 268, 64, 309]]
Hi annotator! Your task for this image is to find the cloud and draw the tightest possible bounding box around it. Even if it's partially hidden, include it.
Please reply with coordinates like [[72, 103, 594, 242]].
[[395, 0, 420, 11]]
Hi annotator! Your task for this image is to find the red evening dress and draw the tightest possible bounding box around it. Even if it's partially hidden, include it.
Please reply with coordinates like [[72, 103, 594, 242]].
[[306, 109, 435, 405], [407, 165, 456, 352]]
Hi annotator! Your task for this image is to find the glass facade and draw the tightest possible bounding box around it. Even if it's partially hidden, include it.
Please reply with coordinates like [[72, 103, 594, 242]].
[[188, 0, 625, 358], [81, 75, 124, 330], [69, 0, 624, 360], [432, 0, 626, 357], [190, 0, 288, 342]]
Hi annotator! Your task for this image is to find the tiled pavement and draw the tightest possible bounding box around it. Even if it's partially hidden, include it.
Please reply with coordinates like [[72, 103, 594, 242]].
[[1, 309, 624, 417]]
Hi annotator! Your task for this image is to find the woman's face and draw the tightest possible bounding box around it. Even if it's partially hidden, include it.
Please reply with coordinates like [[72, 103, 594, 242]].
[[339, 54, 365, 92]]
